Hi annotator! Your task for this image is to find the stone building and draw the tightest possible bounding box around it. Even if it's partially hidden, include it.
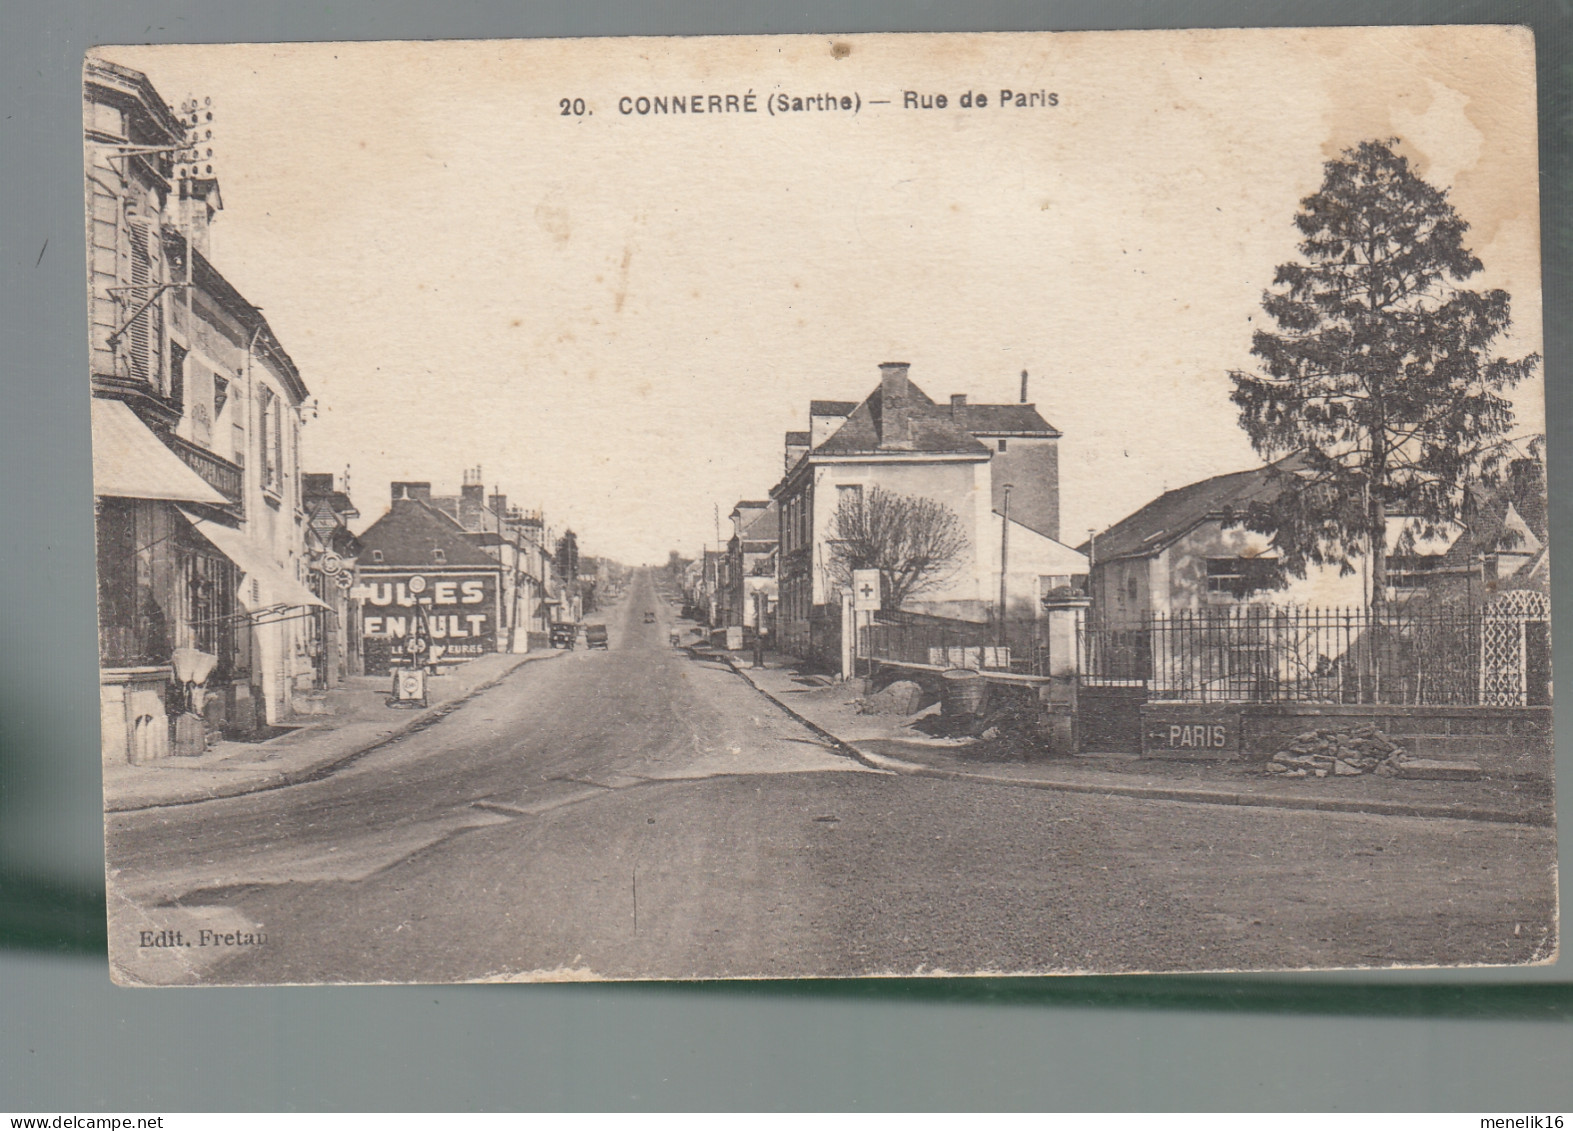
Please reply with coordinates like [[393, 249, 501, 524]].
[[723, 500, 780, 635], [771, 362, 1085, 665], [302, 471, 364, 686], [88, 59, 321, 763], [354, 486, 508, 675], [423, 472, 561, 648]]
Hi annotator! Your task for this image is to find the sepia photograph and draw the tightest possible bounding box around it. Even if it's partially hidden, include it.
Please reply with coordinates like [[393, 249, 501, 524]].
[[84, 26, 1554, 985]]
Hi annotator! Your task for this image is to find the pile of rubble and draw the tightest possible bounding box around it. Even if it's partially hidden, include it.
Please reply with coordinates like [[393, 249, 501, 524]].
[[856, 680, 925, 716], [1266, 725, 1406, 778]]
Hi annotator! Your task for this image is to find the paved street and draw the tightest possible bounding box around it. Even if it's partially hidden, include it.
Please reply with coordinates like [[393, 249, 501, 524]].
[[106, 570, 1557, 985]]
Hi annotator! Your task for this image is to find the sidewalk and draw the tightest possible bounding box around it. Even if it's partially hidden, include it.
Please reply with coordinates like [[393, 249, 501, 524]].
[[104, 651, 563, 813], [720, 650, 1555, 828]]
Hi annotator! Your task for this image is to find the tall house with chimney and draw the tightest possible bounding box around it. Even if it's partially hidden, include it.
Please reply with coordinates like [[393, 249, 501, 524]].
[[88, 59, 322, 765], [771, 362, 1086, 665]]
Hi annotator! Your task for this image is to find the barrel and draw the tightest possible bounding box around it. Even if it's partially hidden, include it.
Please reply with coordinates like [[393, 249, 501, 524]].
[[941, 668, 988, 717]]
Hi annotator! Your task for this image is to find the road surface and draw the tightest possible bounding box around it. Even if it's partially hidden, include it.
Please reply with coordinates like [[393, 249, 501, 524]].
[[106, 570, 1558, 983]]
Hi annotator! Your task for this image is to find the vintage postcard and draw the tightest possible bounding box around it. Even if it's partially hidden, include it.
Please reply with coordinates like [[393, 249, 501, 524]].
[[86, 27, 1554, 984]]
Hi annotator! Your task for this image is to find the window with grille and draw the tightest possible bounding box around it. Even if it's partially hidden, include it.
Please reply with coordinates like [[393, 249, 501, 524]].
[[182, 546, 238, 677]]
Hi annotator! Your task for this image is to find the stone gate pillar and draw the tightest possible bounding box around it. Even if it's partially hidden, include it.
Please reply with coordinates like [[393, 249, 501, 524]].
[[1038, 593, 1090, 757]]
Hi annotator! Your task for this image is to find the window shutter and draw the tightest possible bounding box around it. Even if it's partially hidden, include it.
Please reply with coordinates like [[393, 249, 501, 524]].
[[126, 222, 151, 383], [122, 220, 167, 391]]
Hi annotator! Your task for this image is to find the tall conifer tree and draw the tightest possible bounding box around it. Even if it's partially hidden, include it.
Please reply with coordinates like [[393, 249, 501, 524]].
[[1229, 139, 1538, 604]]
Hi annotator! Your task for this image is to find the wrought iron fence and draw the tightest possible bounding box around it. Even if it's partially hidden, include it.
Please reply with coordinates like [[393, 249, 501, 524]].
[[1082, 605, 1511, 705]]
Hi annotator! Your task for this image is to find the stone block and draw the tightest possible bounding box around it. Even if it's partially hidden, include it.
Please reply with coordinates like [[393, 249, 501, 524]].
[[1393, 758, 1484, 781]]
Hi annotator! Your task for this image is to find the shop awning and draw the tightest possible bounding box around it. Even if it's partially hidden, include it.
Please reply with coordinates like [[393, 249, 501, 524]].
[[177, 507, 330, 612], [91, 398, 229, 505]]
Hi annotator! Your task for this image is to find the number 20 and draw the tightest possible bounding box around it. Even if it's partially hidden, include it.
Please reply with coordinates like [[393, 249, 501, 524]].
[[560, 98, 587, 116]]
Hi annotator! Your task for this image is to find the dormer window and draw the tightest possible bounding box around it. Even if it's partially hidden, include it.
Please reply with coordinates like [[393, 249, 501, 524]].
[[432, 549, 447, 564], [370, 549, 384, 563]]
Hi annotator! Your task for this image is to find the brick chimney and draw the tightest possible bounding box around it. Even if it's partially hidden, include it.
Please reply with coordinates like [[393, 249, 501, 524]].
[[460, 482, 486, 505], [950, 393, 967, 420], [176, 183, 220, 262], [392, 481, 432, 502], [879, 362, 913, 449], [489, 492, 507, 517], [784, 431, 810, 471]]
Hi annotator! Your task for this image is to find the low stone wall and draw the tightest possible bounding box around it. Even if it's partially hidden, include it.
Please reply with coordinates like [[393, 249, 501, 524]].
[[1138, 700, 1552, 779], [1242, 704, 1552, 779]]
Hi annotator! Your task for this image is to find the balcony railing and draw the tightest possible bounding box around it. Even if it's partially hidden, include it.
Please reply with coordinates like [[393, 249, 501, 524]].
[[161, 430, 244, 514]]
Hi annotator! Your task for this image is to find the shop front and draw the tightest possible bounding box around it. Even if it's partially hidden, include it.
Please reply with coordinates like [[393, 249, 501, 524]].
[[177, 508, 329, 730], [93, 398, 237, 764]]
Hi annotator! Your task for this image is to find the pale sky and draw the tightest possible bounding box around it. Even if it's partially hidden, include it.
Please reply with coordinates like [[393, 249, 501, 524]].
[[98, 27, 1544, 564]]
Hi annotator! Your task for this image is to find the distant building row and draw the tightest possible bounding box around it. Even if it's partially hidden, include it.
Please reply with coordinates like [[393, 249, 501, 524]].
[[689, 358, 1548, 670]]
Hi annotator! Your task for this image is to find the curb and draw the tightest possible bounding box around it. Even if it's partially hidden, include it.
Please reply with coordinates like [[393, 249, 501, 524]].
[[719, 656, 893, 773], [724, 659, 1552, 829], [852, 748, 1552, 827], [105, 651, 564, 813]]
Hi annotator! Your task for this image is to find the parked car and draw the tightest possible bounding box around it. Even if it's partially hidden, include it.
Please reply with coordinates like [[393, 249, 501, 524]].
[[585, 624, 609, 650], [549, 623, 578, 650]]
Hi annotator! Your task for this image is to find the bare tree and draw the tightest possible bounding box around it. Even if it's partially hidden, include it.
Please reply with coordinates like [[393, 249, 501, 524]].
[[827, 486, 969, 610]]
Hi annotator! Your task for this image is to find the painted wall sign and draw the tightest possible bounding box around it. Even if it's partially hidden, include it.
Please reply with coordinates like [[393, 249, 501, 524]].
[[359, 571, 500, 672]]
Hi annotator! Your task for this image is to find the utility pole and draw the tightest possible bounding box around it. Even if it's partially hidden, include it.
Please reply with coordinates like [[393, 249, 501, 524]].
[[1087, 527, 1097, 610], [998, 484, 1013, 649], [752, 590, 764, 669], [714, 502, 724, 630]]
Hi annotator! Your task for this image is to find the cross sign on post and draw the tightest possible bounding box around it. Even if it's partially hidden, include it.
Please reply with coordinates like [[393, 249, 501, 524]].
[[852, 569, 882, 612]]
